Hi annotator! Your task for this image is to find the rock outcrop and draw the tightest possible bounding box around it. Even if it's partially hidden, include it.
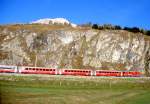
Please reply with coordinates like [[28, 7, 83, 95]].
[[0, 24, 150, 76]]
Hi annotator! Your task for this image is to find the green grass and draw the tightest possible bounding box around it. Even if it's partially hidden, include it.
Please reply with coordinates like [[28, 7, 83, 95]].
[[0, 74, 150, 104]]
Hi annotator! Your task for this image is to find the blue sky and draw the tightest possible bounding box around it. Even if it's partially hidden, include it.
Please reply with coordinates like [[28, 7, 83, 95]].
[[0, 0, 150, 29]]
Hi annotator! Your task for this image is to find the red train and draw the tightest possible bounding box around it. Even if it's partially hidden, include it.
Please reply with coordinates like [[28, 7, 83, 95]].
[[0, 65, 141, 77]]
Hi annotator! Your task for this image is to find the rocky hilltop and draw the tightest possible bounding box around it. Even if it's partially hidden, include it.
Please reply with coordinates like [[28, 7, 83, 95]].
[[31, 18, 77, 27], [0, 24, 150, 76]]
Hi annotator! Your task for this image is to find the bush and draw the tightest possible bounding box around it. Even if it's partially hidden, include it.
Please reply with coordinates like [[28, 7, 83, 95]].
[[114, 25, 122, 30], [103, 24, 114, 29], [92, 24, 99, 29], [91, 23, 150, 36], [98, 26, 103, 30], [145, 30, 150, 36], [130, 27, 140, 33]]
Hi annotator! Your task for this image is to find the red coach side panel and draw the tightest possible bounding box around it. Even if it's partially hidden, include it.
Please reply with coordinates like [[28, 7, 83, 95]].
[[62, 69, 91, 76], [21, 67, 56, 75], [96, 70, 122, 77]]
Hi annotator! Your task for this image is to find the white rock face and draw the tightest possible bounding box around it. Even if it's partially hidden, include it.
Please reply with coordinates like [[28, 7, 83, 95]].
[[31, 18, 77, 27], [60, 36, 73, 44]]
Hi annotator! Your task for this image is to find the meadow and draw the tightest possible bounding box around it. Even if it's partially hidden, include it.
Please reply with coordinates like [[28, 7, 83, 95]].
[[0, 74, 150, 104]]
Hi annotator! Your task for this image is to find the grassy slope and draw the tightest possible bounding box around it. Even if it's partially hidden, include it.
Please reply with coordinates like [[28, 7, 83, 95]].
[[0, 74, 150, 104]]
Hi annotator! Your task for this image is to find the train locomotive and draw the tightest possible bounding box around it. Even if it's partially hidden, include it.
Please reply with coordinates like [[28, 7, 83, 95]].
[[0, 65, 141, 77]]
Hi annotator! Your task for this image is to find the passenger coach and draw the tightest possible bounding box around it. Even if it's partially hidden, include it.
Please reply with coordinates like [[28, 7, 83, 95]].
[[19, 66, 56, 75], [0, 65, 17, 73]]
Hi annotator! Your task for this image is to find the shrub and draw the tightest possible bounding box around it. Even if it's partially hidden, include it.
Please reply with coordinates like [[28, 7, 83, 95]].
[[145, 30, 150, 36], [92, 24, 99, 29], [114, 25, 122, 30], [130, 27, 140, 33]]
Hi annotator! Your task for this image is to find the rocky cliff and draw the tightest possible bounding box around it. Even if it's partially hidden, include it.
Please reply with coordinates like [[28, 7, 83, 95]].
[[0, 24, 150, 76]]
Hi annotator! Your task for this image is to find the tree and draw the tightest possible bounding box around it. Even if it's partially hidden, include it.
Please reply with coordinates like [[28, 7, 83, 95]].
[[114, 25, 122, 30], [92, 24, 99, 29], [145, 30, 150, 36], [130, 27, 140, 33], [98, 25, 103, 30], [103, 24, 113, 29], [124, 27, 131, 31]]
